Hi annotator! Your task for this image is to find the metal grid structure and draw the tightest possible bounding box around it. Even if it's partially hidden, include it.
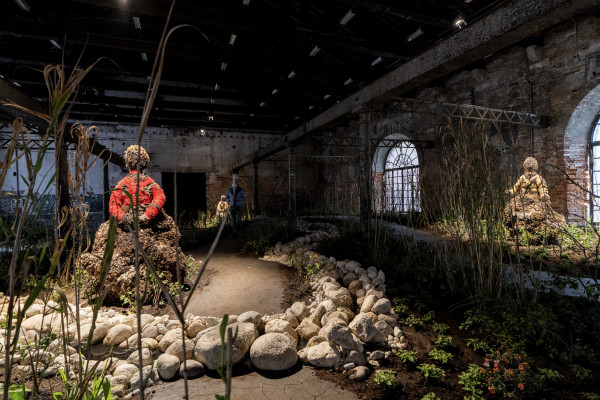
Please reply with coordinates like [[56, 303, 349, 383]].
[[590, 115, 600, 222]]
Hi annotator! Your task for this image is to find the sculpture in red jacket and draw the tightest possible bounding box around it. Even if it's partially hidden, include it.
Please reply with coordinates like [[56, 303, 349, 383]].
[[109, 145, 166, 225]]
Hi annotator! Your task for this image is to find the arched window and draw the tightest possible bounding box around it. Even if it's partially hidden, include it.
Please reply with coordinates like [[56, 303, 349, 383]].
[[590, 115, 600, 222], [383, 141, 420, 212]]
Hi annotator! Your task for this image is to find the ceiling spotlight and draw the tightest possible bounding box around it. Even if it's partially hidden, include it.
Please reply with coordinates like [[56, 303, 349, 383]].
[[370, 56, 383, 66], [309, 45, 320, 57], [49, 39, 61, 49], [141, 52, 147, 61], [14, 0, 30, 11], [340, 9, 355, 25], [208, 115, 214, 121], [343, 78, 353, 86], [214, 82, 219, 90], [229, 34, 237, 45], [259, 102, 266, 107], [272, 89, 279, 95], [242, 0, 250, 4], [288, 71, 296, 79], [200, 129, 206, 135], [454, 16, 467, 29], [407, 27, 423, 42], [221, 62, 227, 71], [132, 16, 141, 30]]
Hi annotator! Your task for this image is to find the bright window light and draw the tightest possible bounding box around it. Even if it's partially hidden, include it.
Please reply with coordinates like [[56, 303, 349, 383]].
[[308, 105, 314, 110], [214, 82, 219, 90], [340, 9, 355, 25], [272, 89, 279, 95], [310, 45, 320, 57], [133, 16, 141, 29], [243, 0, 250, 4], [344, 78, 353, 85], [323, 94, 331, 99], [259, 102, 266, 107], [14, 0, 30, 11], [288, 71, 296, 79]]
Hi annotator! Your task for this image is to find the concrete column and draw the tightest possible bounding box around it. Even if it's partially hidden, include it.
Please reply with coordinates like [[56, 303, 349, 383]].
[[288, 146, 296, 225], [253, 160, 260, 216], [358, 112, 371, 231]]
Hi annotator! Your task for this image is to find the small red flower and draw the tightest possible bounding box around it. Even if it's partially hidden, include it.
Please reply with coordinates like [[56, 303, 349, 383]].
[[518, 383, 525, 390], [489, 386, 496, 394]]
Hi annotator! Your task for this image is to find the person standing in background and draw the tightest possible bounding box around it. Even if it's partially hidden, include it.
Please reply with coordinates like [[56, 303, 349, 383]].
[[225, 171, 246, 235]]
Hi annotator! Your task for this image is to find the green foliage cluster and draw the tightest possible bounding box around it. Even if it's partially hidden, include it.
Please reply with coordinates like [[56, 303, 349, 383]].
[[373, 370, 398, 389], [417, 363, 445, 380]]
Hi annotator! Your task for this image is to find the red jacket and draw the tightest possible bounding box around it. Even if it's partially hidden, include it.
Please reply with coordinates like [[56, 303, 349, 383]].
[[109, 171, 166, 222]]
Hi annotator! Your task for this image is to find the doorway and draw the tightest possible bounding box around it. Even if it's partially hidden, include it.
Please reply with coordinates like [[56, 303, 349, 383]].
[[161, 172, 206, 224]]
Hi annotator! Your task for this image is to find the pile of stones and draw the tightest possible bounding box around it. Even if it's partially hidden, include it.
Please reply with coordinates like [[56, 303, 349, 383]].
[[0, 220, 405, 398]]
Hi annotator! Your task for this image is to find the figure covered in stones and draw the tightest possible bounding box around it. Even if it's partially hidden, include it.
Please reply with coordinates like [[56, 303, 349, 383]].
[[216, 194, 228, 218], [504, 156, 565, 238], [79, 145, 188, 305]]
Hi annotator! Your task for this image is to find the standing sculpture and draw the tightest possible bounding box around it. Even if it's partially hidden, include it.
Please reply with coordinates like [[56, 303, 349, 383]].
[[504, 157, 565, 238], [80, 145, 187, 305]]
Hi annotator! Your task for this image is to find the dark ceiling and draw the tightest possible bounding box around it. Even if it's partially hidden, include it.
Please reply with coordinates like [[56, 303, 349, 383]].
[[0, 0, 507, 134]]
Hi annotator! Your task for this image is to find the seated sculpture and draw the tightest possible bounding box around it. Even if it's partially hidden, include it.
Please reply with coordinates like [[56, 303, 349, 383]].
[[504, 157, 565, 238], [80, 145, 187, 305]]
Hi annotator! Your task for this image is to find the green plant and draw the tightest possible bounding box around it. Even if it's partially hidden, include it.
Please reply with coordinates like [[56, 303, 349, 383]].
[[571, 364, 593, 381], [0, 384, 31, 400], [432, 322, 449, 334], [417, 363, 445, 380], [466, 338, 490, 354], [53, 367, 112, 400], [428, 348, 453, 364], [404, 314, 422, 328], [373, 370, 398, 389], [396, 349, 417, 364], [421, 393, 440, 400], [579, 393, 600, 400], [435, 334, 454, 349], [537, 367, 563, 383], [422, 310, 436, 323], [458, 364, 485, 400]]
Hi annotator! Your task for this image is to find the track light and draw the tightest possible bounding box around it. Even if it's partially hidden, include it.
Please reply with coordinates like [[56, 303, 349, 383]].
[[340, 9, 355, 25], [14, 0, 30, 11], [370, 56, 383, 66], [407, 27, 423, 42], [454, 15, 467, 28], [309, 45, 320, 57], [49, 39, 61, 49]]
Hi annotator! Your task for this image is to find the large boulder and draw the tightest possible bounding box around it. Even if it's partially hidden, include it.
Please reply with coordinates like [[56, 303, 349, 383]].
[[165, 339, 195, 362], [249, 333, 298, 371], [156, 354, 180, 380], [193, 322, 258, 369], [295, 319, 320, 341], [349, 313, 378, 342], [318, 320, 358, 351]]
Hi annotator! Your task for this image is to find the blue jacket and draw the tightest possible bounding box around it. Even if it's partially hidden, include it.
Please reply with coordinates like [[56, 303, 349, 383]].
[[225, 186, 246, 207]]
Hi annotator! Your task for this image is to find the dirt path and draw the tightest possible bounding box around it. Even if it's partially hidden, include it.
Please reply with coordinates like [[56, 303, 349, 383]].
[[184, 230, 286, 317]]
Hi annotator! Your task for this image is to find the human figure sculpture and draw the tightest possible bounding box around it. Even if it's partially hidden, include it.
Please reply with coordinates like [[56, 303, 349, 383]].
[[80, 145, 188, 305], [109, 145, 166, 225], [216, 195, 228, 218], [504, 157, 565, 238]]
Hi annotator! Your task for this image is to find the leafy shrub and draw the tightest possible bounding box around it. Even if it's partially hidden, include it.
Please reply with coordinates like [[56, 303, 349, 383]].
[[432, 322, 450, 334], [417, 363, 445, 380], [571, 364, 593, 381], [405, 314, 422, 328], [396, 349, 417, 364], [458, 364, 485, 400], [428, 348, 453, 364], [466, 338, 490, 354], [435, 334, 454, 349], [421, 393, 440, 400], [374, 370, 398, 389], [537, 367, 563, 383]]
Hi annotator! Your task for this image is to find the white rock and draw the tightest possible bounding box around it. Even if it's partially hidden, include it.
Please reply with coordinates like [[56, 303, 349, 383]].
[[130, 364, 158, 390], [371, 298, 392, 314], [360, 295, 378, 313], [288, 302, 309, 322], [104, 324, 133, 346], [249, 333, 298, 371], [165, 339, 195, 362], [237, 311, 262, 327], [113, 363, 139, 380], [158, 329, 183, 352], [297, 342, 341, 368], [156, 353, 181, 380], [265, 319, 298, 344], [186, 321, 206, 338], [127, 347, 152, 367], [194, 322, 258, 370]]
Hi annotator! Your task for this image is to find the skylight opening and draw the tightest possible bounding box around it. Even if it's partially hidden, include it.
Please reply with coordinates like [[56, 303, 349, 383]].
[[340, 9, 355, 25], [310, 45, 320, 57], [343, 78, 353, 86], [288, 71, 296, 79], [371, 56, 383, 66], [133, 16, 141, 30]]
